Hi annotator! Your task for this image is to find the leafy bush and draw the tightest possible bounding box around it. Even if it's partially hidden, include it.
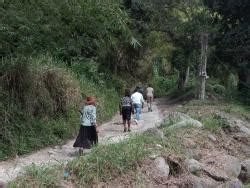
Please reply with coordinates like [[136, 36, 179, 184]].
[[0, 56, 80, 159], [1, 56, 81, 117], [0, 0, 131, 60], [206, 83, 213, 92], [0, 56, 119, 160], [152, 74, 177, 97], [212, 84, 226, 95], [71, 58, 127, 95]]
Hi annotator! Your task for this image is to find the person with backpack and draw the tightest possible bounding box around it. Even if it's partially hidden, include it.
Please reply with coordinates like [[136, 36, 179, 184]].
[[120, 89, 134, 132]]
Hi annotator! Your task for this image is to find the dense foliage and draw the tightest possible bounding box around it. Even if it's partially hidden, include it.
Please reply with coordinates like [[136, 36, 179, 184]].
[[0, 0, 131, 159], [125, 0, 249, 102], [0, 56, 119, 160], [0, 0, 249, 159]]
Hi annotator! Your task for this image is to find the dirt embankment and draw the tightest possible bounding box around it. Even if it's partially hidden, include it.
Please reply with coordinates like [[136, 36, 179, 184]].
[[102, 98, 250, 187]]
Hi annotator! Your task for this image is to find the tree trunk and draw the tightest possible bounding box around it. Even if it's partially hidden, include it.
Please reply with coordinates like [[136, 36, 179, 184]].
[[114, 47, 123, 75], [178, 66, 190, 91], [184, 66, 190, 88], [197, 33, 208, 100]]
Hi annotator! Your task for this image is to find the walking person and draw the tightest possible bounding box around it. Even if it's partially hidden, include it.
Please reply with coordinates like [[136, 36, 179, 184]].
[[146, 84, 154, 112], [73, 96, 99, 154], [119, 89, 134, 132], [131, 87, 144, 124]]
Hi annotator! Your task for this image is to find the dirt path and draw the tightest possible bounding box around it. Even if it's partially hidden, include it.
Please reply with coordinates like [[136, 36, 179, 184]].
[[0, 100, 165, 183]]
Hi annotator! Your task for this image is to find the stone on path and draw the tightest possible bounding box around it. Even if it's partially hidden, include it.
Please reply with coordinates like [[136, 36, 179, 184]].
[[219, 179, 243, 188], [216, 113, 250, 135], [239, 159, 250, 182], [144, 127, 164, 139], [185, 159, 202, 174], [208, 134, 217, 142], [154, 157, 169, 177], [223, 155, 241, 178], [192, 178, 218, 188]]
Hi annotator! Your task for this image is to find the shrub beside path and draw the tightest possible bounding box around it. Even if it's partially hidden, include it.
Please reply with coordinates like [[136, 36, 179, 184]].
[[0, 101, 164, 183]]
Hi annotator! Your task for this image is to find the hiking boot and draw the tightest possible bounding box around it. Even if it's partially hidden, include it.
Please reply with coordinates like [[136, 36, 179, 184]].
[[124, 128, 127, 132], [79, 148, 83, 155], [134, 119, 138, 125], [128, 128, 131, 132]]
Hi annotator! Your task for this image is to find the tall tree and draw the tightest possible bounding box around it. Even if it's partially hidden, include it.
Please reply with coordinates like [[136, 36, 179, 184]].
[[205, 0, 250, 100]]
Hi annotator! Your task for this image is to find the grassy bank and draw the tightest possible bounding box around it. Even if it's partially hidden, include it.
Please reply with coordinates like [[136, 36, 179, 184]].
[[0, 56, 120, 160], [8, 121, 184, 187]]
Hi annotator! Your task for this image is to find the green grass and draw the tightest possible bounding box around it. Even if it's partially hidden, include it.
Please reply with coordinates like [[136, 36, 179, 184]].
[[185, 99, 218, 106], [222, 102, 250, 121], [7, 163, 62, 187], [244, 183, 250, 188], [0, 56, 120, 160], [9, 133, 158, 186], [9, 126, 184, 186], [0, 110, 79, 160], [177, 99, 249, 124], [162, 128, 185, 158], [202, 114, 228, 132], [67, 133, 157, 184], [66, 126, 184, 185]]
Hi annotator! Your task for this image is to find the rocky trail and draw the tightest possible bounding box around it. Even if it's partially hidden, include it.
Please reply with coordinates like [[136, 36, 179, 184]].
[[0, 100, 164, 184], [1, 98, 250, 187]]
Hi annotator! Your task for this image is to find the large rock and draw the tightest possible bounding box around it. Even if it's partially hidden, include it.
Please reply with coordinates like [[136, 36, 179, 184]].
[[169, 119, 202, 130], [239, 159, 250, 182], [144, 128, 164, 139], [185, 159, 202, 174], [168, 112, 192, 122], [223, 155, 241, 178], [154, 157, 169, 177], [241, 145, 250, 158], [216, 113, 250, 135], [219, 179, 243, 188], [192, 177, 218, 188], [164, 112, 203, 129]]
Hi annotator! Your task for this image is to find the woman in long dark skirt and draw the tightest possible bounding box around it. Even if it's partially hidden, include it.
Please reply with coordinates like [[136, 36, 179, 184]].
[[73, 96, 99, 153]]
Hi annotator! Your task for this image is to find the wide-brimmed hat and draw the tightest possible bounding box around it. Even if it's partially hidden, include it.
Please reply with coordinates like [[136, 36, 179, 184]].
[[85, 96, 96, 105]]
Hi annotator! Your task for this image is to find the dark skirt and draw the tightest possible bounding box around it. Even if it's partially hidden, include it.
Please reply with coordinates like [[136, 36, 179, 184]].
[[122, 106, 132, 121], [73, 125, 98, 149]]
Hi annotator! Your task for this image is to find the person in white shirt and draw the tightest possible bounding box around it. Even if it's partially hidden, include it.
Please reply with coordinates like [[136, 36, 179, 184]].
[[131, 88, 144, 123]]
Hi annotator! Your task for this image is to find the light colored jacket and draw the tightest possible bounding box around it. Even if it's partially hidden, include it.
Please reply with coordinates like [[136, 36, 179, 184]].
[[80, 105, 96, 126], [131, 92, 144, 105]]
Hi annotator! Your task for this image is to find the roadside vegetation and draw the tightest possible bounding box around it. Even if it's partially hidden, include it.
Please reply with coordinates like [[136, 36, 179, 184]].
[[1, 0, 249, 160], [0, 0, 249, 186], [0, 56, 120, 160], [8, 121, 185, 187]]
